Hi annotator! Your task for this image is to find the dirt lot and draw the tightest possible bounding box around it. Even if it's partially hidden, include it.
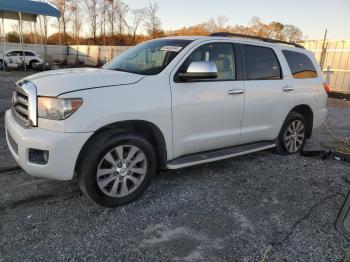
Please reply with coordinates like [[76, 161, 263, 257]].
[[0, 71, 350, 261]]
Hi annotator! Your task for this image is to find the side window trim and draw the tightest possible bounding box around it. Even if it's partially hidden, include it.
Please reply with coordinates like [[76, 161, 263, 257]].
[[174, 42, 243, 83], [241, 43, 283, 81], [234, 44, 244, 81]]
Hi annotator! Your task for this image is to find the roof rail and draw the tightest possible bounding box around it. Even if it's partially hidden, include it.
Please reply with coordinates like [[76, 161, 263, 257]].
[[210, 32, 305, 49]]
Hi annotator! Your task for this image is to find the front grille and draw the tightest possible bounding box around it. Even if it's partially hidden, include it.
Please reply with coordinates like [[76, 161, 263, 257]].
[[11, 81, 37, 127], [12, 88, 30, 125]]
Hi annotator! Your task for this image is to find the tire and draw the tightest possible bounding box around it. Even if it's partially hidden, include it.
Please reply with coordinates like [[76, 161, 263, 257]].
[[29, 60, 38, 69], [78, 130, 157, 207], [275, 112, 307, 155]]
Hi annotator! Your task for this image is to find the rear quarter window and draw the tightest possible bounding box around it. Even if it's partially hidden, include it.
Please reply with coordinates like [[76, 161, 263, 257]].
[[282, 50, 318, 79], [24, 51, 35, 56]]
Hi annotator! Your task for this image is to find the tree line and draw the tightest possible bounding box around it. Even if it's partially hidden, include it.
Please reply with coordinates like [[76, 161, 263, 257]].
[[4, 0, 303, 46], [171, 16, 303, 42]]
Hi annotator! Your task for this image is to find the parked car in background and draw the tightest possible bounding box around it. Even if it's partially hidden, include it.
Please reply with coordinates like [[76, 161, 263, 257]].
[[5, 33, 328, 207], [0, 49, 44, 69]]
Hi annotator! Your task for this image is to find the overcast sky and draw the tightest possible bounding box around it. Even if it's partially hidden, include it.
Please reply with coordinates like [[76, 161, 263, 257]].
[[127, 0, 350, 40]]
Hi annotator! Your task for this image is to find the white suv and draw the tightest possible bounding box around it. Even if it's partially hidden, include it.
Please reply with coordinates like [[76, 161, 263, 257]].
[[0, 49, 44, 69], [5, 34, 328, 207]]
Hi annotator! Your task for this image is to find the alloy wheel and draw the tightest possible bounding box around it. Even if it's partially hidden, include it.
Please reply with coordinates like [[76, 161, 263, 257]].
[[283, 120, 305, 153], [96, 145, 148, 198]]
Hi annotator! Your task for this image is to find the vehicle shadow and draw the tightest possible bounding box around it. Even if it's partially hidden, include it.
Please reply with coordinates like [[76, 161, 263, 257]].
[[0, 150, 262, 211]]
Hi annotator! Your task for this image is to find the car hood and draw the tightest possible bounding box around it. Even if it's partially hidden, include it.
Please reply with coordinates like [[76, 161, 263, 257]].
[[21, 68, 145, 96]]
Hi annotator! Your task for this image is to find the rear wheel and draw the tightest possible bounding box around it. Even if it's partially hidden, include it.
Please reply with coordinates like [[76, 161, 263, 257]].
[[276, 112, 307, 155], [78, 131, 157, 207]]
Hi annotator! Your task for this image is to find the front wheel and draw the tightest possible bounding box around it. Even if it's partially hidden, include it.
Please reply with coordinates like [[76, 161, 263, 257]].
[[78, 131, 157, 207], [276, 112, 307, 155]]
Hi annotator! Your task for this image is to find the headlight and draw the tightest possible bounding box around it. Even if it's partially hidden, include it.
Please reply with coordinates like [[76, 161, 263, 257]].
[[38, 97, 83, 120]]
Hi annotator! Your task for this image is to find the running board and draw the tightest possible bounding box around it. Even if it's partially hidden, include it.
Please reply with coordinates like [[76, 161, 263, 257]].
[[167, 141, 276, 169]]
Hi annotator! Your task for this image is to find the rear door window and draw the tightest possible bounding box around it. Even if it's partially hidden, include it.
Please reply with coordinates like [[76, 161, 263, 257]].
[[25, 51, 35, 56], [282, 50, 318, 79], [243, 45, 282, 80]]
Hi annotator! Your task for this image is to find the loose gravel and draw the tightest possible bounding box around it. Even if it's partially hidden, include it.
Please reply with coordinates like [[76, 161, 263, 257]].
[[0, 71, 349, 261]]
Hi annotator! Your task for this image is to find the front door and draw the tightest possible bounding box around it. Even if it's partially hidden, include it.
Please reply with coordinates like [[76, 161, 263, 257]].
[[170, 42, 245, 158], [7, 51, 23, 65]]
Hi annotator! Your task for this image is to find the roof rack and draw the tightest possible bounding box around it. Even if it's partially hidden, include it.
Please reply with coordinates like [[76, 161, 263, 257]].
[[210, 32, 305, 49]]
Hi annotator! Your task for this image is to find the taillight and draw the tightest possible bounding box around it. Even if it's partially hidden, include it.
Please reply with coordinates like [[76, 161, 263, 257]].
[[323, 82, 330, 94]]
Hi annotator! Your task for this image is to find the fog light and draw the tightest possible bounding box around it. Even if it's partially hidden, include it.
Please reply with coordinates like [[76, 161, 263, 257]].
[[28, 149, 49, 165]]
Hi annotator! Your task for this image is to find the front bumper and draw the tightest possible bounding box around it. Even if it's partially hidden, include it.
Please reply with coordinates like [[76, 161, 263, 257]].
[[5, 110, 92, 180]]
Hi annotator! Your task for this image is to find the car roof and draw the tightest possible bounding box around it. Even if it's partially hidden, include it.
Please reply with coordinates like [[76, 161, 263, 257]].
[[4, 49, 37, 53], [162, 35, 307, 52], [160, 36, 203, 41]]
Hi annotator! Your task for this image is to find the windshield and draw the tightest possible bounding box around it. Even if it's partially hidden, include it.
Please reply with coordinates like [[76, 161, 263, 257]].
[[103, 39, 193, 75]]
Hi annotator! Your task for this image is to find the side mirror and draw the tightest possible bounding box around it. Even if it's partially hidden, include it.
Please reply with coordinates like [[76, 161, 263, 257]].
[[178, 61, 218, 81]]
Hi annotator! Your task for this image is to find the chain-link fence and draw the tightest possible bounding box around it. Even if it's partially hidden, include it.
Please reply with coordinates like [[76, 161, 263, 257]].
[[2, 40, 350, 95], [0, 42, 131, 67]]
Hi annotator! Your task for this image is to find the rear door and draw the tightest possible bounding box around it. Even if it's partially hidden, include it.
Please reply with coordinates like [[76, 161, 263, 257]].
[[170, 42, 245, 158], [282, 49, 327, 129], [24, 51, 35, 65], [240, 44, 295, 144]]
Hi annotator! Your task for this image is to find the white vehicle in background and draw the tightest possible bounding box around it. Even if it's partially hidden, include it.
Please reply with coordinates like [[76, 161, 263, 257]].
[[5, 33, 328, 207], [0, 49, 44, 69]]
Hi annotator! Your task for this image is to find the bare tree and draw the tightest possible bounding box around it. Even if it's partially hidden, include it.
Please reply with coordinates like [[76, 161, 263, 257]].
[[205, 18, 217, 34], [99, 0, 109, 45], [268, 21, 284, 40], [107, 0, 117, 37], [84, 0, 99, 43], [50, 0, 71, 44], [249, 16, 267, 37], [216, 16, 229, 31], [282, 24, 303, 42], [70, 0, 83, 45], [145, 3, 162, 38], [116, 1, 129, 35], [128, 8, 146, 43]]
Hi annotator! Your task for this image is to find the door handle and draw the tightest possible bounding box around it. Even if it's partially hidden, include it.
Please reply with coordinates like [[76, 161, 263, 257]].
[[282, 85, 294, 92], [228, 89, 244, 95]]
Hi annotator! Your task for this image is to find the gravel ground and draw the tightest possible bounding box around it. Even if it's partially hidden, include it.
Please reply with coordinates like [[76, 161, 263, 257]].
[[0, 71, 350, 261]]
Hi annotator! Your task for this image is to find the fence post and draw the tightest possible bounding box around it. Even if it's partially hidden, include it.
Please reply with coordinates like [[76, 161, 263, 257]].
[[319, 29, 327, 69], [97, 46, 101, 66], [76, 45, 79, 64], [325, 66, 332, 85], [66, 45, 69, 65], [1, 17, 5, 71]]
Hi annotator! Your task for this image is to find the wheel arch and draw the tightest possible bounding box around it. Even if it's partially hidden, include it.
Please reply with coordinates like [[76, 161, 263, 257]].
[[74, 120, 167, 178], [288, 104, 314, 138], [29, 59, 39, 66]]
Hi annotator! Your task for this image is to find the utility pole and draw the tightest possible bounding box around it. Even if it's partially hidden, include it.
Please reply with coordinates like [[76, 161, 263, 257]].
[[319, 29, 328, 69]]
